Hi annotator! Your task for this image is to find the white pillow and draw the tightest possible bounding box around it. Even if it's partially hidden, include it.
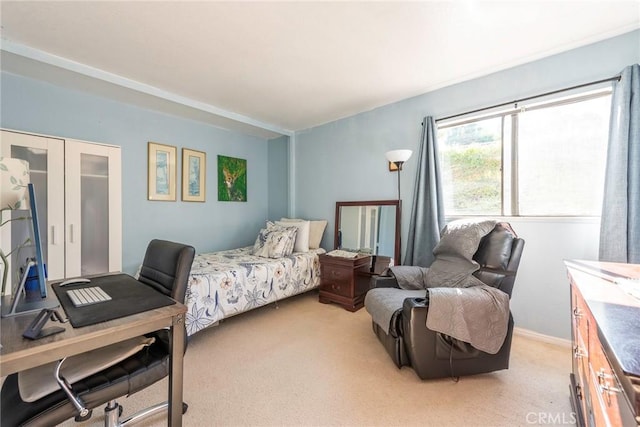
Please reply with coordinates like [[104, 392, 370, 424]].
[[276, 220, 310, 252], [309, 220, 327, 248], [281, 218, 327, 249]]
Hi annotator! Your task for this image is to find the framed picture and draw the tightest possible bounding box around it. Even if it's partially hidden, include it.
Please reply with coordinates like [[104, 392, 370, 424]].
[[182, 148, 206, 202], [217, 155, 247, 202], [148, 142, 177, 201]]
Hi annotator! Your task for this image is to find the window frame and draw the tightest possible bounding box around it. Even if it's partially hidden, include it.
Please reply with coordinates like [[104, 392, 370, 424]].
[[436, 89, 612, 218]]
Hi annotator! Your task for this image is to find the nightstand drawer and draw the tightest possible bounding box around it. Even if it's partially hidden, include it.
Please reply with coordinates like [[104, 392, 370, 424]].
[[320, 280, 351, 298], [322, 265, 351, 282]]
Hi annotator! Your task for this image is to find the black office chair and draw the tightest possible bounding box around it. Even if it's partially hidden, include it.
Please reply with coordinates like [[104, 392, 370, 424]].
[[0, 239, 195, 427]]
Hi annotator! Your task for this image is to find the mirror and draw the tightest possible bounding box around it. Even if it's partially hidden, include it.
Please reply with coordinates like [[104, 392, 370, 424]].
[[335, 200, 401, 268]]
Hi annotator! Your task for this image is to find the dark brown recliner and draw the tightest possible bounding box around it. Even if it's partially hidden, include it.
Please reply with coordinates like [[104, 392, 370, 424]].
[[366, 223, 524, 380], [0, 239, 195, 426]]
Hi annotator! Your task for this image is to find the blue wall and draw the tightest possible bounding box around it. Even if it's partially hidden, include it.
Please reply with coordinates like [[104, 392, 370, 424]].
[[294, 30, 640, 244], [267, 135, 289, 221], [293, 29, 640, 339], [1, 72, 285, 273]]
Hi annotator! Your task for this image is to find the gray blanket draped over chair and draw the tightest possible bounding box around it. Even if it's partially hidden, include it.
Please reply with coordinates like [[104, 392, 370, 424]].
[[366, 219, 510, 354]]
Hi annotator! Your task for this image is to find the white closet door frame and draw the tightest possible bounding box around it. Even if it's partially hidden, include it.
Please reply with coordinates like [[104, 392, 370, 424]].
[[1, 130, 65, 283], [65, 140, 122, 277]]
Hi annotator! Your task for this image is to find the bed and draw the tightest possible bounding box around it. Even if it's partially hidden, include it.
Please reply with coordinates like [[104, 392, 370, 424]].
[[184, 219, 327, 336]]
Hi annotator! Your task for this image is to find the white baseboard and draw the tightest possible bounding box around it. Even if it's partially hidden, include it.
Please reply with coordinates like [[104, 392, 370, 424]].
[[514, 327, 572, 348]]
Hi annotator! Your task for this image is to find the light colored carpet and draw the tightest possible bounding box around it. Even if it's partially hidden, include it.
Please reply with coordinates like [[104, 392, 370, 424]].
[[64, 291, 572, 427]]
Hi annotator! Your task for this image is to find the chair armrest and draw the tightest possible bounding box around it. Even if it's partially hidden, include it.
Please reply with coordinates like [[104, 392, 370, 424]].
[[370, 275, 400, 289], [402, 296, 430, 325], [402, 296, 446, 380]]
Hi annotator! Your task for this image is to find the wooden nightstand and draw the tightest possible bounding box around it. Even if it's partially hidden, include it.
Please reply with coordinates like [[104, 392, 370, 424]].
[[318, 254, 372, 312]]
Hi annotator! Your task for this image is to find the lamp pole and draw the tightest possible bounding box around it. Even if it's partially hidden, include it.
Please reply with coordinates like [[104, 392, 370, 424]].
[[385, 150, 412, 267], [395, 161, 403, 201]]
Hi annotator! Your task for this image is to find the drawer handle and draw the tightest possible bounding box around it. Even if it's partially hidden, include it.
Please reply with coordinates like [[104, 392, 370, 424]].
[[573, 345, 586, 359], [597, 368, 613, 384], [576, 385, 583, 400], [597, 369, 621, 404], [600, 383, 621, 394]]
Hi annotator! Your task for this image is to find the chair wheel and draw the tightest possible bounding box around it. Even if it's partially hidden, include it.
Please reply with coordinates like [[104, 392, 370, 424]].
[[74, 409, 93, 422], [119, 405, 123, 417], [182, 402, 188, 414]]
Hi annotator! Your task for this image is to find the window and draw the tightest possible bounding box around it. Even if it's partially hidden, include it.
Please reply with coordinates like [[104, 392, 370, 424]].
[[437, 91, 611, 216]]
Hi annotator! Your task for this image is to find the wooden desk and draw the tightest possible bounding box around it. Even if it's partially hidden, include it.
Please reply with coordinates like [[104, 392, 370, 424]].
[[0, 289, 187, 426]]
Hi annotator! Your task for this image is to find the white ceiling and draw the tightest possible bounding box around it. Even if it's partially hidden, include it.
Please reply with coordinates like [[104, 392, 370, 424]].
[[1, 1, 639, 138]]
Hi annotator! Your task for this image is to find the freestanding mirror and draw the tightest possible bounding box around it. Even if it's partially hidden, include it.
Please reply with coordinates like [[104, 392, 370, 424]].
[[335, 200, 401, 269]]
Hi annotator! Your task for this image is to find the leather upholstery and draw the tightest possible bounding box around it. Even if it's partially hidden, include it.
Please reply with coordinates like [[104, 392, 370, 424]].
[[138, 239, 194, 302], [1, 239, 195, 427], [367, 223, 524, 380]]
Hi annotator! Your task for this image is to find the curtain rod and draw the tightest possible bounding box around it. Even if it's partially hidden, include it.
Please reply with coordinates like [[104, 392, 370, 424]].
[[432, 75, 621, 124]]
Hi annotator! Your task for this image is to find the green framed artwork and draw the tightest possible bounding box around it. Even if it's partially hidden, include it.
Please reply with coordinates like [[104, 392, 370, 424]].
[[217, 155, 247, 202]]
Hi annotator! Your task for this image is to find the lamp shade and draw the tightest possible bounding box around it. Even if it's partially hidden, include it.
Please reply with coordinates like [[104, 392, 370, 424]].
[[385, 149, 412, 163], [0, 157, 30, 210]]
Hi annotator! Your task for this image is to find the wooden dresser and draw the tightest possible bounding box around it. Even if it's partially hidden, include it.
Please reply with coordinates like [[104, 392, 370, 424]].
[[565, 260, 640, 427], [318, 254, 371, 312]]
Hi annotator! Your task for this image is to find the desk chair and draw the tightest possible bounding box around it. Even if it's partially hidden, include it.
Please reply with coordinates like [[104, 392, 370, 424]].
[[0, 239, 195, 426]]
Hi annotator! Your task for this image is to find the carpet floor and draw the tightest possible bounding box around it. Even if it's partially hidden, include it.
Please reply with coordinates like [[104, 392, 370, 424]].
[[63, 290, 573, 427]]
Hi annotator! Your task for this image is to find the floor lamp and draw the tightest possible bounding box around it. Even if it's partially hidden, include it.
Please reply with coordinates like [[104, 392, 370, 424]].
[[385, 149, 412, 201], [385, 149, 412, 266]]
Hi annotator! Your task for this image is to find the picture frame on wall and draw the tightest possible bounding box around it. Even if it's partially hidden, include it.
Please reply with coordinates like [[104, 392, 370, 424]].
[[182, 148, 206, 202], [148, 141, 177, 201], [217, 155, 247, 202]]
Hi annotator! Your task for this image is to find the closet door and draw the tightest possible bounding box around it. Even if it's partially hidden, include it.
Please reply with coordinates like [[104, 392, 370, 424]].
[[64, 140, 122, 277], [1, 130, 65, 283]]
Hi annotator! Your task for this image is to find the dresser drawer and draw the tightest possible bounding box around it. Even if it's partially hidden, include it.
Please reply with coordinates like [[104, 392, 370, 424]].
[[572, 285, 589, 342], [588, 327, 631, 426]]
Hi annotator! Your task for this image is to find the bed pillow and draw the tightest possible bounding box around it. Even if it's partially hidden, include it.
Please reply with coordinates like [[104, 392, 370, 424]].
[[275, 220, 310, 253], [253, 222, 298, 258], [280, 218, 327, 249], [269, 227, 297, 258]]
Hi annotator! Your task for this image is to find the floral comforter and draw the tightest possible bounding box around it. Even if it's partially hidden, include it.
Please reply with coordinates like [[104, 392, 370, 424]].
[[185, 246, 324, 335]]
